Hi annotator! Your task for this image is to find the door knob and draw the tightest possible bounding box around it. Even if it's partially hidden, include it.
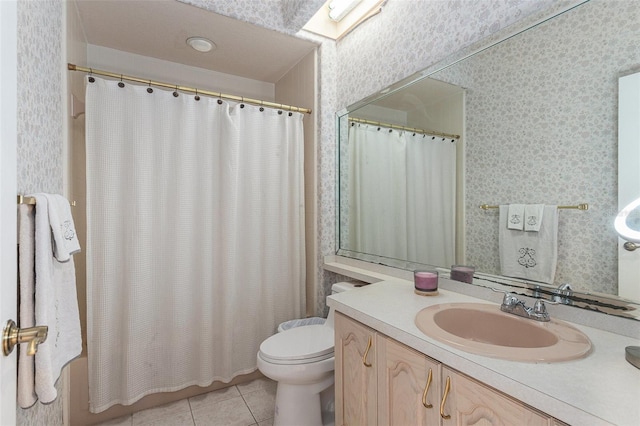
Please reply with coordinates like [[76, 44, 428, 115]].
[[2, 319, 48, 357]]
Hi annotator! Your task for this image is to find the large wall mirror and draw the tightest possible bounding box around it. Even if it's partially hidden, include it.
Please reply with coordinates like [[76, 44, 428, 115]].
[[336, 0, 640, 319]]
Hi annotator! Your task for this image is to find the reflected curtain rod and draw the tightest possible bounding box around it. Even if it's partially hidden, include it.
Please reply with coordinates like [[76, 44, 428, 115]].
[[67, 63, 312, 115], [480, 203, 589, 210], [348, 117, 460, 140]]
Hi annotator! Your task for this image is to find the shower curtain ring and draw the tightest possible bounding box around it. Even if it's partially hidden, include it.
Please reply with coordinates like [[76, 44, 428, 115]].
[[88, 68, 95, 83], [240, 97, 245, 108], [147, 80, 153, 94], [173, 85, 179, 97], [195, 89, 200, 101], [118, 74, 125, 88]]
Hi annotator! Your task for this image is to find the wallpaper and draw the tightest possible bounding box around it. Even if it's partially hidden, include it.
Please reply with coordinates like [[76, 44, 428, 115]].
[[16, 0, 64, 424], [432, 0, 640, 294]]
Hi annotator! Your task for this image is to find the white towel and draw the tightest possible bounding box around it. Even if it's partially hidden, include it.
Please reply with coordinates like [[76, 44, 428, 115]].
[[499, 205, 559, 284], [43, 194, 80, 262], [17, 204, 38, 408], [507, 204, 524, 230], [524, 204, 545, 232], [32, 194, 82, 404]]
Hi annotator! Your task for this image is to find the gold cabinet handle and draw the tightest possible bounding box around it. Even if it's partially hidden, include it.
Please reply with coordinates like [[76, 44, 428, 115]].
[[362, 335, 373, 367], [422, 367, 433, 408], [2, 320, 48, 357], [440, 376, 451, 420]]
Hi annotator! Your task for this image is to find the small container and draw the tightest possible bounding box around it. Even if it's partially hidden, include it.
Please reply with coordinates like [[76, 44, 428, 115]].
[[414, 269, 439, 296], [450, 265, 475, 284]]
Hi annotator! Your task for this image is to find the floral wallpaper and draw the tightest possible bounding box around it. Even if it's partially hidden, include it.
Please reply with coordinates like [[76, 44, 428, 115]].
[[431, 0, 640, 294], [16, 0, 65, 422]]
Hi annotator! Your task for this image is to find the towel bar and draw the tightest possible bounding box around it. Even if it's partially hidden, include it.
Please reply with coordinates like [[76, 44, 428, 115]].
[[17, 195, 76, 207], [480, 203, 588, 211]]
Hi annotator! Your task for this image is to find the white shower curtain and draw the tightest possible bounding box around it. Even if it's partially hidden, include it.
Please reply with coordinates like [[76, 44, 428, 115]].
[[348, 124, 456, 266], [85, 77, 305, 413]]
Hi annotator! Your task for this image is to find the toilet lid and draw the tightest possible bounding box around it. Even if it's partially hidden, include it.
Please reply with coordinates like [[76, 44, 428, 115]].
[[259, 325, 334, 364]]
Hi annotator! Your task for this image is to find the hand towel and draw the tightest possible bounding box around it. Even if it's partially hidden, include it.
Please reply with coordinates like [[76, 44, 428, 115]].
[[507, 204, 524, 230], [499, 205, 559, 284], [524, 204, 545, 232], [17, 204, 38, 408], [43, 194, 80, 262], [32, 194, 82, 404]]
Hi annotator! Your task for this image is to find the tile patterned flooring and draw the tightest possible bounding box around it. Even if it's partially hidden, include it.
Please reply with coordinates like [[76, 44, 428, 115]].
[[96, 378, 276, 426]]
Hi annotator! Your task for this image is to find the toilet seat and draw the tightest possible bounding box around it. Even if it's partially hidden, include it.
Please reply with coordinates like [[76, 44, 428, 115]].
[[259, 325, 334, 365]]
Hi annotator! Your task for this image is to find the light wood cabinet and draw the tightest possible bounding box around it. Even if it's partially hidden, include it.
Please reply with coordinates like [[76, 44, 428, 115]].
[[377, 335, 441, 425], [335, 314, 557, 426], [335, 312, 377, 426]]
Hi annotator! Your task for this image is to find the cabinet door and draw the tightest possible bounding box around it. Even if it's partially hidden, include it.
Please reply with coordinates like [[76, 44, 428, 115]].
[[440, 367, 551, 426], [377, 336, 441, 426], [335, 313, 378, 426]]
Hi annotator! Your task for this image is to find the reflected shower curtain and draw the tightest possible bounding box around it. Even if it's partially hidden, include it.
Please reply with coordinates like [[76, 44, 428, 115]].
[[85, 77, 305, 413], [348, 124, 455, 266]]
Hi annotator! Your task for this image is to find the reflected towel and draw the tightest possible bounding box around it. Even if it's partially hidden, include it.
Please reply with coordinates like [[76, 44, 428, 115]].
[[43, 194, 80, 262], [507, 204, 524, 230], [499, 205, 559, 284], [32, 194, 82, 404], [17, 204, 37, 408], [524, 204, 544, 232]]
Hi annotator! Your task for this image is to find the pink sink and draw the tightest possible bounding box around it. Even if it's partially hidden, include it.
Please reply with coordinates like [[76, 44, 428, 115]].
[[415, 303, 592, 362]]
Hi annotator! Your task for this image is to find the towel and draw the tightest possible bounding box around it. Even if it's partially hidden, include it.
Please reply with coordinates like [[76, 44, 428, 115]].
[[524, 204, 544, 232], [32, 194, 82, 404], [499, 205, 559, 284], [43, 194, 80, 262], [17, 204, 38, 408], [507, 204, 524, 230]]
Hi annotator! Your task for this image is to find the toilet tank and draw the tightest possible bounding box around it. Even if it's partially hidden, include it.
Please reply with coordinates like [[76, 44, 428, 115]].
[[326, 281, 366, 328]]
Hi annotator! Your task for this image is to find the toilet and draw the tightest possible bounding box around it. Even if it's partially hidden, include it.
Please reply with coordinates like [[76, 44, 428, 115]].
[[257, 282, 358, 426]]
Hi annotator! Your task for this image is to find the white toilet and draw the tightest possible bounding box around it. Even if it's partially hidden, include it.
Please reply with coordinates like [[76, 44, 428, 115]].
[[257, 282, 358, 426]]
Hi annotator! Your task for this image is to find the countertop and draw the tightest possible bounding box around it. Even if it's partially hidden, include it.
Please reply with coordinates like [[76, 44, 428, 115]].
[[327, 279, 640, 426]]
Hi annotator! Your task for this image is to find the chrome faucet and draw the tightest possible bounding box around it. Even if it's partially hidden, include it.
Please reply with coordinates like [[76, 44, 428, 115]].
[[500, 293, 550, 322], [553, 283, 573, 305]]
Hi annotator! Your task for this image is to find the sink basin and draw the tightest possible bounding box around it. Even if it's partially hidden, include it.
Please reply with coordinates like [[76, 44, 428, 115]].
[[415, 303, 592, 362]]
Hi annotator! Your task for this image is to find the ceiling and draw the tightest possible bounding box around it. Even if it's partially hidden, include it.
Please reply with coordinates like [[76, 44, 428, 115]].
[[75, 0, 319, 83]]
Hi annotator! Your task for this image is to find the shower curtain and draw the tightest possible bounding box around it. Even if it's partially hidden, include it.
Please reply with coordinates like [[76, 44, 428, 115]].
[[85, 77, 305, 413], [348, 124, 456, 266]]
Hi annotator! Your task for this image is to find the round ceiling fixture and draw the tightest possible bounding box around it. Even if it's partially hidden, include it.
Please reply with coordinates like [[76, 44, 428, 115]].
[[186, 37, 215, 53]]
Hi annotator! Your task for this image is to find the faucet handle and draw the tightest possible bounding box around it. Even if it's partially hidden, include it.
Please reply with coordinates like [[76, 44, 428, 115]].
[[502, 292, 519, 307], [532, 300, 550, 321]]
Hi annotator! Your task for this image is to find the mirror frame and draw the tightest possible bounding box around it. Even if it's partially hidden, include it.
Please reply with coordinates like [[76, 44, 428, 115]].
[[334, 0, 640, 321]]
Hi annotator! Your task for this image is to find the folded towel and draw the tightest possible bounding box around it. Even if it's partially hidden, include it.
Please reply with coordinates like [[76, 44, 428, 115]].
[[32, 194, 82, 404], [499, 205, 559, 284], [17, 204, 37, 409], [524, 204, 545, 232], [43, 194, 80, 262], [507, 204, 524, 230]]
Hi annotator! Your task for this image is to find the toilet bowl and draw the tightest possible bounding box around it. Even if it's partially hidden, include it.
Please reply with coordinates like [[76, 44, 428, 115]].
[[257, 282, 358, 426]]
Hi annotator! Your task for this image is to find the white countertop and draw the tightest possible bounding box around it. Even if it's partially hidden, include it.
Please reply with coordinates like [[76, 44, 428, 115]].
[[327, 279, 640, 426]]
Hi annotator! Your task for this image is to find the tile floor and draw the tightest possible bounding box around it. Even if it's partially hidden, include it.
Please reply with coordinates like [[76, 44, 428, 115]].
[[96, 377, 276, 426]]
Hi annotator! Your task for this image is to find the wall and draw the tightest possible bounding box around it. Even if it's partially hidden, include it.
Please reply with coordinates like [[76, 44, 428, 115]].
[[16, 0, 64, 424]]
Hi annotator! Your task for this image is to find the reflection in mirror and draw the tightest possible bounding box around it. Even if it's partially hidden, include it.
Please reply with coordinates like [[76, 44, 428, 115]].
[[337, 0, 640, 316]]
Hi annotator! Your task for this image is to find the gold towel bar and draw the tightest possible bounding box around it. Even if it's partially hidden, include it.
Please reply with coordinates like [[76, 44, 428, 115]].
[[480, 203, 589, 211], [17, 195, 76, 207]]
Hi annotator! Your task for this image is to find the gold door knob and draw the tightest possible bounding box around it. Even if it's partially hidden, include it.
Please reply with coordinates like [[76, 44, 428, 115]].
[[2, 320, 48, 357]]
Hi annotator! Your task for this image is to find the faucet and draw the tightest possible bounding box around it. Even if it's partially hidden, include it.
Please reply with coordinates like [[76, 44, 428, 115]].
[[553, 283, 573, 305], [500, 293, 550, 322]]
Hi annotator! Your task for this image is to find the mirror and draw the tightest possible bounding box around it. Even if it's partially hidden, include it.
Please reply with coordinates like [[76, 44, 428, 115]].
[[337, 0, 640, 316]]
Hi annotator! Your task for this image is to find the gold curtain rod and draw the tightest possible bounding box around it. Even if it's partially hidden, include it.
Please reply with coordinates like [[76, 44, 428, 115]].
[[480, 203, 589, 211], [18, 195, 76, 207], [67, 63, 312, 115], [349, 117, 460, 140]]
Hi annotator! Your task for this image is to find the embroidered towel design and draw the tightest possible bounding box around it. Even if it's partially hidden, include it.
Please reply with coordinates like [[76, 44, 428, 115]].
[[499, 205, 559, 283], [507, 204, 525, 230], [524, 204, 544, 232]]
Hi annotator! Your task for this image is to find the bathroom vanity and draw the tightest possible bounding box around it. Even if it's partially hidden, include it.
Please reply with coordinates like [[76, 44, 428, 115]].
[[327, 280, 640, 426]]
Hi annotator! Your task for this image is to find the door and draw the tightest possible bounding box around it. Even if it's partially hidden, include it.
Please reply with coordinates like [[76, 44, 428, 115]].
[[0, 1, 18, 424], [618, 71, 640, 301]]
